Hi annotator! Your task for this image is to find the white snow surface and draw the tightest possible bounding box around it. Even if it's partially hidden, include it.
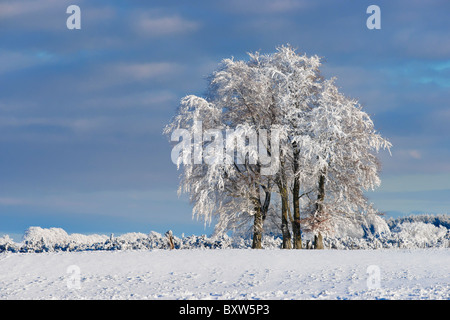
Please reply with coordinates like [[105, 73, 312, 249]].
[[0, 249, 448, 300]]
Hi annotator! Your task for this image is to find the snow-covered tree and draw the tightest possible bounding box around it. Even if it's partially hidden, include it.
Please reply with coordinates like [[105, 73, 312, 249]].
[[264, 45, 323, 248], [299, 79, 391, 247], [164, 56, 277, 248], [164, 44, 391, 249]]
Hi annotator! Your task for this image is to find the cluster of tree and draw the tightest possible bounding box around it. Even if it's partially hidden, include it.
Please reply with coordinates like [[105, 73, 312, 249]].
[[165, 45, 391, 249]]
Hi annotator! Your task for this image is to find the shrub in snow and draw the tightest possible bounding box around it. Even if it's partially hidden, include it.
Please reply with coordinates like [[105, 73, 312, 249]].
[[327, 213, 390, 239], [323, 216, 449, 250], [0, 214, 448, 253], [67, 233, 109, 251], [21, 227, 71, 252], [20, 227, 110, 252], [0, 235, 19, 252], [387, 214, 450, 230], [390, 222, 448, 248]]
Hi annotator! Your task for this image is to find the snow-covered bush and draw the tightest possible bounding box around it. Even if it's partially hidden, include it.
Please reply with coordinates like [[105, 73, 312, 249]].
[[20, 227, 110, 252], [0, 235, 19, 252], [0, 214, 448, 253], [390, 222, 448, 248], [327, 213, 390, 239], [22, 227, 71, 252], [387, 214, 450, 230], [323, 215, 449, 249]]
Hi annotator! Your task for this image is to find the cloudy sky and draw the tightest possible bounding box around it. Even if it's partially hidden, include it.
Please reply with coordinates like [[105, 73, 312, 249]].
[[1, 0, 449, 239]]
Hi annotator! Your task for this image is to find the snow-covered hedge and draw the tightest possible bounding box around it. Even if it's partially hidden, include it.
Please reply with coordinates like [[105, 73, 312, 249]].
[[0, 214, 448, 253], [387, 214, 450, 230], [324, 214, 449, 249], [0, 228, 254, 253]]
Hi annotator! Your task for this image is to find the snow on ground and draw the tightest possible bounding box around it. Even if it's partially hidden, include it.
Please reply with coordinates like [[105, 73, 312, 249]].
[[0, 249, 448, 300]]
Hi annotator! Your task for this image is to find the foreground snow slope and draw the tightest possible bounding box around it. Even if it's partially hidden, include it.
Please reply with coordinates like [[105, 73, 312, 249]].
[[0, 249, 448, 300]]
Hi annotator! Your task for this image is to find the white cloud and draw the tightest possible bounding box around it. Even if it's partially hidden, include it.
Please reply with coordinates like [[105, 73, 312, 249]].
[[0, 0, 60, 19], [391, 148, 423, 161], [0, 197, 28, 206], [376, 173, 450, 193], [0, 50, 49, 75], [85, 90, 177, 110], [0, 188, 182, 219], [133, 13, 200, 37], [112, 62, 179, 81], [0, 0, 74, 31], [391, 28, 450, 60], [76, 61, 182, 92], [222, 0, 313, 14], [408, 150, 422, 160], [0, 116, 107, 134]]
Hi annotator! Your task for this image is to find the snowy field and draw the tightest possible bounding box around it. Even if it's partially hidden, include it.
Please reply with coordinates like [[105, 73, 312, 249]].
[[0, 249, 448, 300]]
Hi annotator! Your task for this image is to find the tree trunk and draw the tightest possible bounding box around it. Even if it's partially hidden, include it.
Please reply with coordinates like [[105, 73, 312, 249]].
[[252, 208, 264, 249], [314, 232, 324, 249], [292, 144, 302, 249], [251, 186, 271, 249], [314, 170, 326, 250], [277, 151, 291, 249], [316, 172, 326, 213], [280, 184, 292, 249]]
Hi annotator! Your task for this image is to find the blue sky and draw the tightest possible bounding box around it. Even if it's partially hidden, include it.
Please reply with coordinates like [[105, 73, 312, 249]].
[[1, 0, 449, 240]]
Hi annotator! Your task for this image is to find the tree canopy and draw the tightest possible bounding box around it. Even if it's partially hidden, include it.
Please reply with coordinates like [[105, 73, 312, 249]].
[[164, 45, 391, 249]]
